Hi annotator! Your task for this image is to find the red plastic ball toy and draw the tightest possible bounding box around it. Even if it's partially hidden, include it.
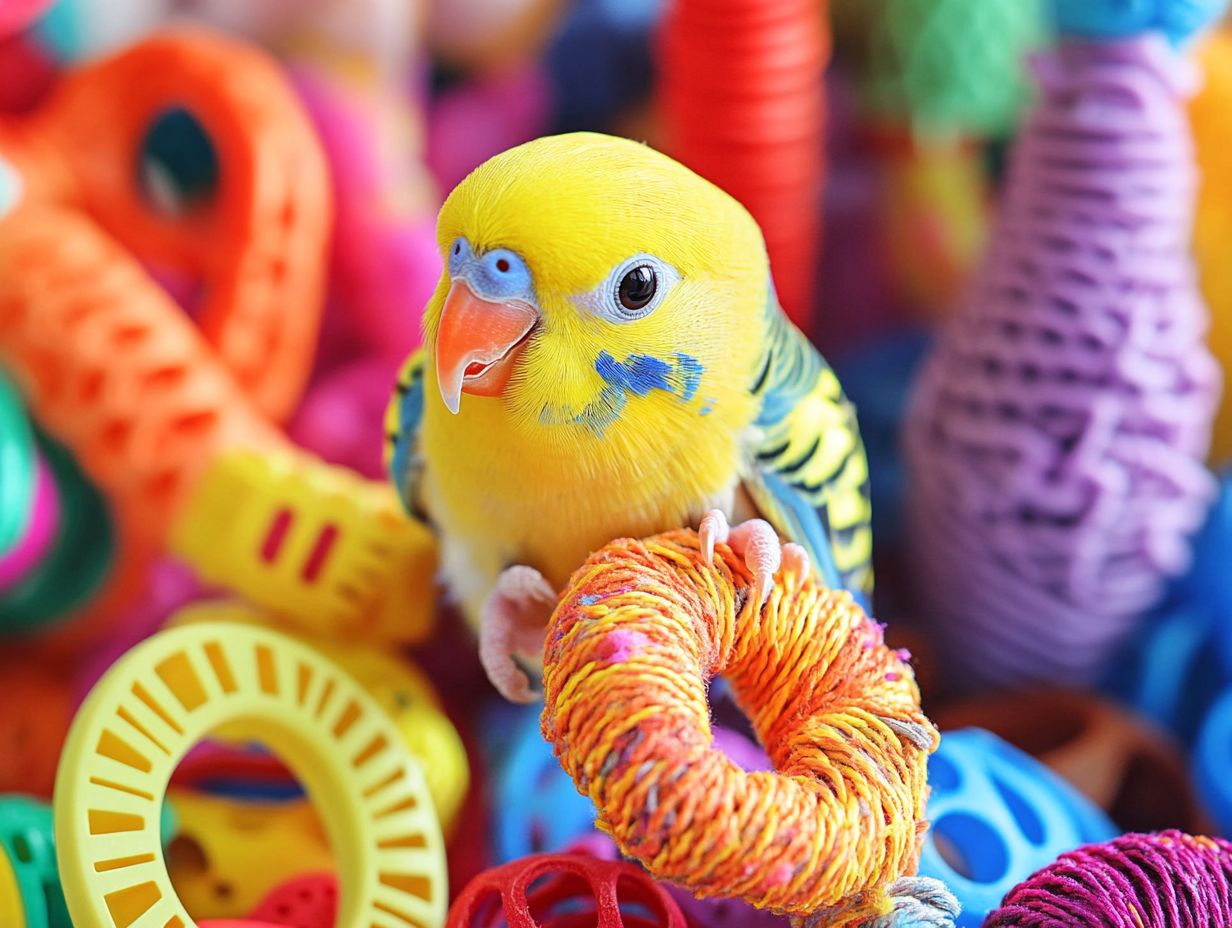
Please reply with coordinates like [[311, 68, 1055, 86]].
[[447, 853, 689, 928], [249, 873, 337, 928]]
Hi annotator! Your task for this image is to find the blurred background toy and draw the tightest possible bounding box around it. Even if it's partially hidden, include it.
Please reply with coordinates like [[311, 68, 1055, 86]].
[[984, 830, 1232, 926], [6, 0, 1232, 923], [833, 0, 1047, 318], [916, 728, 1117, 928], [904, 1, 1222, 690], [933, 690, 1210, 834], [0, 32, 440, 655], [658, 0, 828, 329]]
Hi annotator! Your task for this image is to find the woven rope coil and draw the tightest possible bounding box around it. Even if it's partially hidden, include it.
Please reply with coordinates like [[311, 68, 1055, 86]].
[[541, 530, 955, 927], [984, 830, 1232, 926]]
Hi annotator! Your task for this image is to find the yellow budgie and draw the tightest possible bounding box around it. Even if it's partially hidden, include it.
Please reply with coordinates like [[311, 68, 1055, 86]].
[[385, 132, 872, 700]]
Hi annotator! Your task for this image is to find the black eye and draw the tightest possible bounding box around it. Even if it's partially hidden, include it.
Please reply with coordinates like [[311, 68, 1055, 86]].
[[618, 265, 657, 312]]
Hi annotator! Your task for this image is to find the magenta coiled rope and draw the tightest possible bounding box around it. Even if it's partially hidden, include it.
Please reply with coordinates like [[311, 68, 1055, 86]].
[[984, 830, 1232, 927]]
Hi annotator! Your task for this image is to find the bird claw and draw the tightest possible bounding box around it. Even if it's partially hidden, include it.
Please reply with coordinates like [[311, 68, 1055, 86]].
[[698, 511, 809, 607], [875, 877, 961, 927], [479, 565, 557, 704], [698, 509, 729, 564]]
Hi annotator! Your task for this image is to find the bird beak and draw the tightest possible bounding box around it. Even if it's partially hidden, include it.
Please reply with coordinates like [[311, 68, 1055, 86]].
[[435, 280, 538, 414]]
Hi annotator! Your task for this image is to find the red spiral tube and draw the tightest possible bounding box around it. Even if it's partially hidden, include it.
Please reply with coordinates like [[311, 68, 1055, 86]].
[[659, 0, 828, 330]]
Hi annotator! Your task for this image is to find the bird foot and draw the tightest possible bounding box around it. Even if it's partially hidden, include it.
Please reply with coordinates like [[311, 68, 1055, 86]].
[[871, 877, 961, 928], [479, 565, 557, 704], [698, 509, 810, 606]]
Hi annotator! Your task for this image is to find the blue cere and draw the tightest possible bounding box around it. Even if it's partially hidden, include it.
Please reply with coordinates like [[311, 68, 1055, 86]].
[[449, 237, 537, 305]]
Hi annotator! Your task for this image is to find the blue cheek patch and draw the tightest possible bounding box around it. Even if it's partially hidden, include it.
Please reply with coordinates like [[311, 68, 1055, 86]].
[[541, 351, 709, 436]]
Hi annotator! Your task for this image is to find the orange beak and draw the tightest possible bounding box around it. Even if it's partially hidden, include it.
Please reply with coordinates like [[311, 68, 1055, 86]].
[[435, 280, 539, 414]]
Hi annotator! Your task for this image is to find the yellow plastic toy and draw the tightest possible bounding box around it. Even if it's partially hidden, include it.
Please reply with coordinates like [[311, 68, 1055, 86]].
[[169, 447, 438, 644], [168, 600, 470, 833], [0, 847, 24, 928], [164, 790, 333, 920], [53, 622, 447, 928], [1191, 28, 1232, 464]]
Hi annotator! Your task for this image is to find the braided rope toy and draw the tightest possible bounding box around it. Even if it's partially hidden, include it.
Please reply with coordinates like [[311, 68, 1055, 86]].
[[984, 831, 1232, 926], [541, 529, 957, 927]]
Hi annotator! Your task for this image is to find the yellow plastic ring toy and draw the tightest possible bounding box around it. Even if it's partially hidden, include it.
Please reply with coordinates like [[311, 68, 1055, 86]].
[[54, 622, 447, 928], [0, 847, 25, 928]]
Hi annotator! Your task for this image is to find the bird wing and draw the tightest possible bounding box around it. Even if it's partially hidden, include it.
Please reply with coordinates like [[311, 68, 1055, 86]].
[[384, 348, 431, 523], [743, 297, 873, 598]]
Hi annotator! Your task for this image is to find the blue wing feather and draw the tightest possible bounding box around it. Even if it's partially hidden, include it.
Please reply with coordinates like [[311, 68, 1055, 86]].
[[743, 291, 874, 599], [384, 349, 428, 519]]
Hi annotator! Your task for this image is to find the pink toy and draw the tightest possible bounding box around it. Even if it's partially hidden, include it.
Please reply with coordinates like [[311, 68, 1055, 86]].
[[0, 0, 51, 38], [425, 64, 551, 194], [0, 456, 60, 591], [288, 357, 401, 478], [292, 65, 439, 360]]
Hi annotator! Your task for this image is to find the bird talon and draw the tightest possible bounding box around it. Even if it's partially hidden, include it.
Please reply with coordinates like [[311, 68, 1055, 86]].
[[782, 542, 810, 583], [698, 509, 730, 564]]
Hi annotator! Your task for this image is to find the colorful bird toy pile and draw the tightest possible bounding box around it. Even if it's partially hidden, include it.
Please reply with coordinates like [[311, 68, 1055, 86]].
[[5, 1, 1232, 927]]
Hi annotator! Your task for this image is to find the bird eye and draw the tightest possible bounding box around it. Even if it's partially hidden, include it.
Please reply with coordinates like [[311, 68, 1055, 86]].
[[618, 265, 657, 311], [577, 254, 678, 323]]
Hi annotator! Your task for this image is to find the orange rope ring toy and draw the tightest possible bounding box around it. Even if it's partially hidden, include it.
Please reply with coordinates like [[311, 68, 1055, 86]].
[[541, 530, 959, 928]]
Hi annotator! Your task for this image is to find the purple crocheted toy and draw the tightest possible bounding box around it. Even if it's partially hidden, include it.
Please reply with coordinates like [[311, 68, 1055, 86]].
[[903, 34, 1219, 689], [984, 831, 1232, 926]]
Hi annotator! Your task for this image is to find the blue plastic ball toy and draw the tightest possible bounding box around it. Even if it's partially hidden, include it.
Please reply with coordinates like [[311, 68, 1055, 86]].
[[1051, 0, 1229, 46], [1195, 691, 1232, 836], [1183, 471, 1232, 680], [491, 704, 599, 863], [918, 728, 1119, 927], [1105, 604, 1228, 745]]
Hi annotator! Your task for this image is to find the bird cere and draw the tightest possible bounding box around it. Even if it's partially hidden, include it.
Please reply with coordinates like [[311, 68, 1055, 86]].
[[4, 2, 1232, 928]]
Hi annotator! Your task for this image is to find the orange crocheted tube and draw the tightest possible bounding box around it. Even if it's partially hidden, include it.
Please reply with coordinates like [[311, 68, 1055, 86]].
[[542, 530, 937, 924], [20, 29, 331, 423], [0, 205, 282, 540]]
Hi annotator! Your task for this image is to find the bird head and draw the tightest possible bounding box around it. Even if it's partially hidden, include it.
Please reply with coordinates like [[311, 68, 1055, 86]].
[[423, 132, 769, 433]]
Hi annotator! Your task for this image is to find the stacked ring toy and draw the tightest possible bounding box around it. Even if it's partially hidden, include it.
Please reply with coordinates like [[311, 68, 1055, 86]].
[[542, 529, 956, 926], [53, 622, 447, 928]]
